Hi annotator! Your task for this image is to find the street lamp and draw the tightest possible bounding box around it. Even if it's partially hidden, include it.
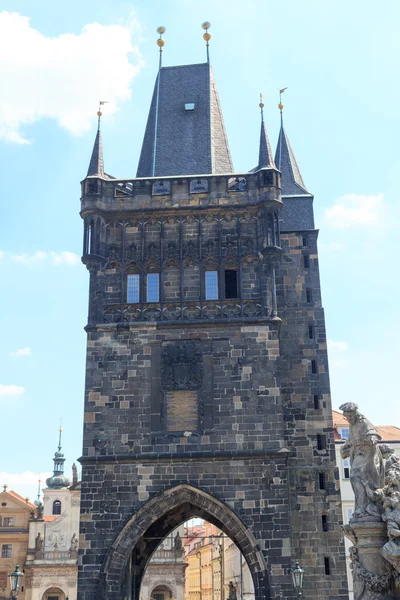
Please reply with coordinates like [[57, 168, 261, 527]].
[[291, 561, 304, 599], [9, 564, 24, 599]]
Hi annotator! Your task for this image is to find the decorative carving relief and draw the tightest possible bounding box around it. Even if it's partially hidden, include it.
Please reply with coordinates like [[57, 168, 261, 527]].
[[161, 343, 203, 391]]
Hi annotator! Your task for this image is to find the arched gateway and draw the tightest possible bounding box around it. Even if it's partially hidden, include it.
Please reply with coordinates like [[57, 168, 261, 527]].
[[98, 484, 269, 599], [77, 37, 348, 600]]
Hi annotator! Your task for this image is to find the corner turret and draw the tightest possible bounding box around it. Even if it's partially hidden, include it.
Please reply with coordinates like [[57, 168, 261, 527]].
[[86, 104, 106, 178]]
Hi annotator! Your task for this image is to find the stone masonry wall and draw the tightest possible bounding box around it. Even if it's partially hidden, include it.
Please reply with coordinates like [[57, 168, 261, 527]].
[[276, 231, 348, 598]]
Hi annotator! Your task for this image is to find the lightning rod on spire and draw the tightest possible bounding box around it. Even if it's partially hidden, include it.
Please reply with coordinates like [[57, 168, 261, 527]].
[[97, 101, 108, 131], [202, 22, 211, 64], [259, 93, 265, 123]]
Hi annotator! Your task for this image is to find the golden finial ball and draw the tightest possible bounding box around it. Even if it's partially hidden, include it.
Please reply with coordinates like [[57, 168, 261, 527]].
[[278, 103, 284, 110], [201, 21, 211, 30], [203, 32, 211, 42], [157, 38, 165, 47], [157, 26, 165, 34], [97, 111, 102, 117], [259, 102, 264, 109]]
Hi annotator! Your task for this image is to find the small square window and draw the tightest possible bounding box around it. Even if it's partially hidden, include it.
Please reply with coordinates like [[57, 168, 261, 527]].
[[302, 236, 308, 247], [317, 434, 326, 451], [3, 517, 14, 526], [306, 288, 312, 303], [308, 325, 315, 339], [147, 273, 160, 302], [346, 507, 353, 522], [205, 271, 218, 300], [339, 427, 349, 440], [311, 359, 318, 374], [313, 394, 320, 409], [343, 458, 350, 480], [303, 254, 310, 269], [185, 103, 195, 111], [1, 544, 12, 558], [319, 472, 326, 490], [127, 274, 140, 303]]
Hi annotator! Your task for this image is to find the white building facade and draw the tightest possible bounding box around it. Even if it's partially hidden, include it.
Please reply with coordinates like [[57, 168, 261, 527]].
[[24, 433, 80, 600]]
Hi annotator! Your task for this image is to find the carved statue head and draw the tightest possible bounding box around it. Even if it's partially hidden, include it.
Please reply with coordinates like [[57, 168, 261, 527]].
[[339, 402, 361, 424], [380, 444, 395, 458]]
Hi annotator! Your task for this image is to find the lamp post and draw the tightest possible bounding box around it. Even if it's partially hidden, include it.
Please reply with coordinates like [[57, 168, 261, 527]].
[[9, 564, 24, 600], [291, 561, 304, 599]]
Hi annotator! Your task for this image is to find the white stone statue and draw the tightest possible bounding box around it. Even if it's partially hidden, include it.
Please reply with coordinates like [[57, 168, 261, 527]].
[[70, 532, 79, 552], [339, 402, 384, 519]]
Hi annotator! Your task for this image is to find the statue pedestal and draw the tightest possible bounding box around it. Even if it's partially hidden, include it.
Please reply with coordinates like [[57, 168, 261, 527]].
[[344, 520, 393, 600]]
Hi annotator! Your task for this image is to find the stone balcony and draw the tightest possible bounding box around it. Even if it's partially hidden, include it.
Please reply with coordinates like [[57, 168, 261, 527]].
[[149, 547, 186, 564], [26, 549, 78, 565]]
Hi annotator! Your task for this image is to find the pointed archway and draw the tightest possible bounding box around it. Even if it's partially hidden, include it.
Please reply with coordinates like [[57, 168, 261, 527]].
[[98, 483, 271, 600]]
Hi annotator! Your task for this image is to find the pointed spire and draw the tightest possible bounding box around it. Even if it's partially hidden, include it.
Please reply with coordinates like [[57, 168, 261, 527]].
[[275, 90, 308, 195], [58, 422, 62, 451], [137, 62, 233, 177], [87, 102, 106, 178], [258, 94, 275, 169], [34, 480, 41, 507], [46, 426, 70, 489]]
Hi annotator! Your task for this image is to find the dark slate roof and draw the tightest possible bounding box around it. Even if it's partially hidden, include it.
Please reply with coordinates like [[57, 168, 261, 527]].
[[258, 120, 275, 169], [87, 129, 105, 177], [137, 63, 233, 177], [275, 124, 308, 195]]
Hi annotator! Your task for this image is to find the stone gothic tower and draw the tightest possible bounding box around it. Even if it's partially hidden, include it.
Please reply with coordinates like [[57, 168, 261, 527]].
[[77, 51, 348, 600]]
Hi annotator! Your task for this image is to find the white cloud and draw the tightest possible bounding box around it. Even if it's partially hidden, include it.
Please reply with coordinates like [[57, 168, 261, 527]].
[[0, 384, 25, 397], [328, 339, 349, 352], [324, 193, 384, 228], [328, 339, 349, 369], [50, 251, 80, 265], [11, 251, 80, 265], [12, 251, 48, 264], [0, 12, 142, 143], [319, 241, 347, 252], [9, 347, 31, 357], [0, 471, 52, 501]]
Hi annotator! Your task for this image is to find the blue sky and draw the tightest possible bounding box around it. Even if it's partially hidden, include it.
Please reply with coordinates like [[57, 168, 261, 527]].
[[1, 0, 399, 500]]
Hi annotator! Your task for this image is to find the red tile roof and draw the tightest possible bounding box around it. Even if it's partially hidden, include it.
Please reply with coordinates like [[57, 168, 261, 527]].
[[7, 490, 36, 509], [332, 410, 400, 442]]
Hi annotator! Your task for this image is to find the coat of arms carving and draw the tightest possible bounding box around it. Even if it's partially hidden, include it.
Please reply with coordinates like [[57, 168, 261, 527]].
[[161, 343, 203, 390]]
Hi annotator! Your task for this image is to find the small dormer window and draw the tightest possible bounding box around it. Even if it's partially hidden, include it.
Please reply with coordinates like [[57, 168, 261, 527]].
[[339, 427, 349, 440], [185, 103, 195, 111]]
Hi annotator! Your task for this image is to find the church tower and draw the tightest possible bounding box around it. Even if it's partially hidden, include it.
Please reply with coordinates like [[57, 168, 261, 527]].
[[77, 27, 347, 600]]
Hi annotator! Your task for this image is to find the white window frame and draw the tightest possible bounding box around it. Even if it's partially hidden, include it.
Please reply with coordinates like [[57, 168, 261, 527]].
[[343, 458, 350, 480]]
